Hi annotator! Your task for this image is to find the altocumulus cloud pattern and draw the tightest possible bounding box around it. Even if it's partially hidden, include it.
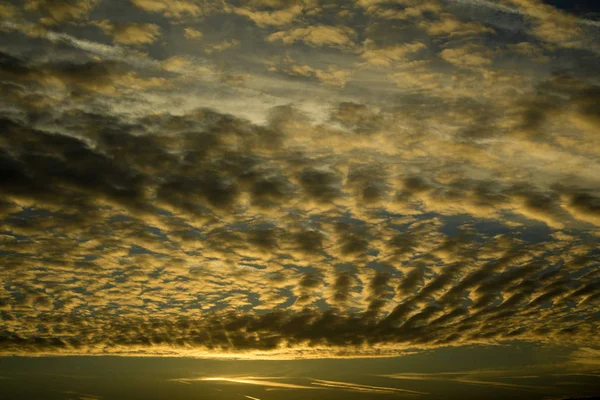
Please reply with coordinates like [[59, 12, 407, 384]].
[[0, 0, 599, 363]]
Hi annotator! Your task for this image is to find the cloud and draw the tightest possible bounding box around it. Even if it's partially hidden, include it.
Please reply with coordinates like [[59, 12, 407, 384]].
[[569, 348, 600, 366], [296, 166, 344, 203], [503, 0, 584, 48], [97, 21, 161, 45], [233, 5, 305, 27], [357, 0, 443, 21], [382, 372, 552, 393], [184, 376, 321, 389], [204, 39, 241, 54], [507, 42, 550, 63], [0, 4, 19, 19], [24, 0, 99, 23], [1, 92, 597, 356], [267, 26, 356, 49], [359, 41, 427, 68], [439, 44, 493, 69], [0, 52, 166, 96], [183, 27, 203, 40], [269, 59, 352, 87], [419, 14, 494, 37], [130, 0, 205, 18], [310, 378, 427, 395]]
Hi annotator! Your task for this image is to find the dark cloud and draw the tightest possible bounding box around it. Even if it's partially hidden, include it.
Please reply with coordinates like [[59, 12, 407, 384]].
[[289, 228, 325, 257], [365, 270, 393, 318], [332, 269, 354, 305], [398, 265, 426, 295], [297, 167, 343, 203], [347, 163, 389, 205], [0, 99, 598, 356]]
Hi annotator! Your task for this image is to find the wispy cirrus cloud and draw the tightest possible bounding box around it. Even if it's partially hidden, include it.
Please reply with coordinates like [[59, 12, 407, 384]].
[[310, 379, 428, 395], [173, 376, 320, 390]]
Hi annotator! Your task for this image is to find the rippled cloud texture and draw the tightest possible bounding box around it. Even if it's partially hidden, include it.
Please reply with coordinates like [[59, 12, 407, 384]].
[[0, 0, 599, 361]]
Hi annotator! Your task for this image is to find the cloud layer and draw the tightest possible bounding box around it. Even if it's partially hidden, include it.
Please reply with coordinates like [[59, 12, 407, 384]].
[[0, 0, 598, 358]]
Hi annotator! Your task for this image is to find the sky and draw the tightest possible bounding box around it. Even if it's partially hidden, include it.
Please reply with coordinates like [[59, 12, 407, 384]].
[[0, 0, 599, 399]]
